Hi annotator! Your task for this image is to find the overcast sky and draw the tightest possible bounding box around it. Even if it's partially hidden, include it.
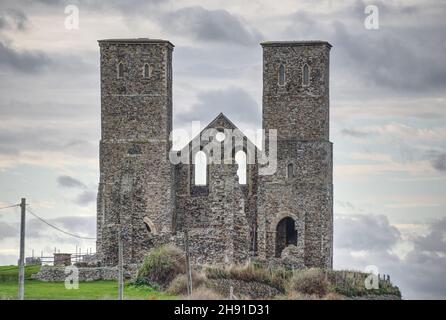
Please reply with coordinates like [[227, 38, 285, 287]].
[[0, 0, 445, 299]]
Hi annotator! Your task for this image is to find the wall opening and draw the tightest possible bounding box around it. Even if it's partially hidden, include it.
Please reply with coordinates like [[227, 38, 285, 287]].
[[278, 64, 285, 85], [117, 62, 124, 78], [143, 63, 151, 78], [235, 150, 247, 185], [287, 163, 294, 179], [194, 151, 207, 185], [275, 217, 297, 257], [143, 217, 156, 235], [303, 64, 310, 85]]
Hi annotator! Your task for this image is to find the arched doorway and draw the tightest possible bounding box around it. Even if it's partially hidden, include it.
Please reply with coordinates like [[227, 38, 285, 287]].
[[275, 217, 297, 257]]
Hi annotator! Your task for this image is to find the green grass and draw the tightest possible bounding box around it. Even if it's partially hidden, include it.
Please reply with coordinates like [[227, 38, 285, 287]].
[[0, 265, 176, 300]]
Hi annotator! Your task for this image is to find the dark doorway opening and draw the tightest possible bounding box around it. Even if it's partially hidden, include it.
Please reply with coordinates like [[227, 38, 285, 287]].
[[275, 217, 297, 257]]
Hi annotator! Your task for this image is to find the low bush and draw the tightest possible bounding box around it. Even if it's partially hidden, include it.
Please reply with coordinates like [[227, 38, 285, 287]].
[[288, 268, 329, 297], [135, 245, 186, 290]]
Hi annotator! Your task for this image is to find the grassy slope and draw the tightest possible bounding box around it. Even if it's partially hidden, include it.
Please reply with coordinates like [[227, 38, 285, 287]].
[[0, 265, 175, 300]]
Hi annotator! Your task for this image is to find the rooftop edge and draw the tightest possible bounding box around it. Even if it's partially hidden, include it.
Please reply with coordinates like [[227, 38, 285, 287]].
[[260, 40, 332, 47], [98, 38, 174, 47]]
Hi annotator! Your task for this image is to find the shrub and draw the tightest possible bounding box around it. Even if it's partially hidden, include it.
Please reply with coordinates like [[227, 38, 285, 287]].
[[136, 245, 186, 289], [166, 272, 207, 295], [289, 268, 329, 297]]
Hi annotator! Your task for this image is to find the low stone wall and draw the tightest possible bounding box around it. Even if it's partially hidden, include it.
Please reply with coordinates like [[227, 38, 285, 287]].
[[207, 278, 283, 299], [32, 264, 140, 282]]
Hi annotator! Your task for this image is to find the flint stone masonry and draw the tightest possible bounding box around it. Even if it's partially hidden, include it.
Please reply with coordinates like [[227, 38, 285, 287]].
[[32, 265, 139, 282], [96, 38, 333, 270], [54, 253, 71, 266]]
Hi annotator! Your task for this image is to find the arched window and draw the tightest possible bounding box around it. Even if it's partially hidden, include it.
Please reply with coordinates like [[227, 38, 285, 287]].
[[194, 151, 207, 185], [303, 64, 310, 85], [143, 63, 151, 78], [287, 163, 294, 179], [278, 64, 285, 85], [235, 150, 247, 185], [117, 62, 124, 79]]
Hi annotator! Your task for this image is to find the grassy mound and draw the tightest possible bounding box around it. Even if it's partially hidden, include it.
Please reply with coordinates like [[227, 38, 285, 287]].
[[204, 264, 401, 299], [205, 264, 289, 293]]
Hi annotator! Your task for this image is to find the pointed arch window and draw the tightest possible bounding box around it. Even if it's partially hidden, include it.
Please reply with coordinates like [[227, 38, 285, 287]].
[[278, 64, 285, 86], [117, 62, 124, 79], [303, 64, 310, 85], [235, 150, 247, 185], [194, 151, 207, 185], [143, 63, 151, 78]]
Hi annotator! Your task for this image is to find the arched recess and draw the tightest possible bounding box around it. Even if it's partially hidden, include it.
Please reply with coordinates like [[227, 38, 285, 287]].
[[143, 216, 157, 235], [194, 151, 207, 185], [278, 64, 285, 85], [302, 63, 310, 85], [143, 63, 151, 78], [117, 62, 124, 78], [235, 150, 247, 185], [287, 163, 294, 179], [275, 217, 297, 257]]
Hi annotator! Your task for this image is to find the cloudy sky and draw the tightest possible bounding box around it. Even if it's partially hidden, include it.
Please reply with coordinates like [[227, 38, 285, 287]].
[[0, 0, 445, 299]]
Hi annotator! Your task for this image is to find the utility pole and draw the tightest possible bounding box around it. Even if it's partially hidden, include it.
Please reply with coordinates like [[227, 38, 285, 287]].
[[118, 227, 124, 300], [18, 198, 26, 300], [184, 229, 192, 295]]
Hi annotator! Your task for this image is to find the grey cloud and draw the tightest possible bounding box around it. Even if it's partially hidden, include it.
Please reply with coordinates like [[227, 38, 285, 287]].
[[161, 6, 262, 45], [0, 41, 51, 73], [334, 214, 400, 251], [413, 217, 446, 254], [340, 128, 372, 138], [0, 8, 28, 31], [175, 86, 261, 128], [57, 175, 86, 189], [26, 215, 95, 239], [0, 221, 18, 240], [284, 2, 446, 94], [330, 21, 446, 93], [75, 191, 96, 206], [334, 214, 446, 299], [24, 0, 167, 16], [426, 150, 446, 172], [0, 126, 98, 161]]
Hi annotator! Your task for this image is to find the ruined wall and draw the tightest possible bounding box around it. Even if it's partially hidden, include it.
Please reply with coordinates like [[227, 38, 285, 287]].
[[174, 115, 257, 266], [96, 39, 333, 270]]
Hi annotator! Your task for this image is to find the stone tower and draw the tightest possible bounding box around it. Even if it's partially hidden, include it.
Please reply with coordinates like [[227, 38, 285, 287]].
[[96, 39, 174, 265], [257, 41, 333, 268]]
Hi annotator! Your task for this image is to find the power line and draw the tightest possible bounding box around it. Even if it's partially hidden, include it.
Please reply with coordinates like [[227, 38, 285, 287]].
[[0, 204, 19, 210], [26, 207, 96, 240]]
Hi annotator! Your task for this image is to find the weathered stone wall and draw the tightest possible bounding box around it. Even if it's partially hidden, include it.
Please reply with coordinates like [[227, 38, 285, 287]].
[[174, 114, 255, 266], [97, 39, 174, 266], [257, 41, 333, 269], [96, 39, 333, 270], [32, 265, 139, 282]]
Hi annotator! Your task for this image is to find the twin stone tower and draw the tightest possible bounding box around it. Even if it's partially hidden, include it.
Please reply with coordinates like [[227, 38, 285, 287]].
[[96, 38, 333, 269]]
